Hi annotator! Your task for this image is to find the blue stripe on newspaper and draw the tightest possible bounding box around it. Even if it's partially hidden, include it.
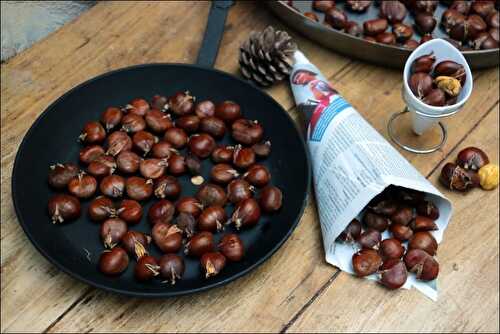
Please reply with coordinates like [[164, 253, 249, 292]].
[[310, 97, 351, 142]]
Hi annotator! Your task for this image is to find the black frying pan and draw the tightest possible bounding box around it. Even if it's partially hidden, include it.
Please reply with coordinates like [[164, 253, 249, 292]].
[[11, 1, 311, 298]]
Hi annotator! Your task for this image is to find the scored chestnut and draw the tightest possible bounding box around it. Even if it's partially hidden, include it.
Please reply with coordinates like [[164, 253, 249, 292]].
[[164, 127, 188, 149], [379, 259, 408, 289], [198, 206, 227, 232], [148, 199, 175, 225], [380, 1, 406, 24], [121, 113, 146, 133], [324, 7, 348, 30], [188, 133, 216, 159], [88, 196, 116, 222], [259, 186, 283, 213], [125, 176, 153, 201], [176, 212, 197, 237], [233, 145, 255, 169], [227, 179, 253, 204], [410, 216, 439, 231], [117, 199, 143, 224], [185, 231, 215, 257], [312, 0, 335, 13], [100, 218, 128, 248], [116, 150, 141, 174], [336, 219, 362, 243], [456, 146, 489, 171], [145, 109, 173, 133], [408, 231, 438, 256], [411, 53, 436, 73], [99, 247, 129, 276], [357, 229, 382, 249], [379, 238, 405, 260], [363, 211, 389, 232], [231, 119, 264, 145], [135, 255, 160, 281], [199, 116, 226, 138], [48, 194, 81, 224], [48, 163, 80, 189], [100, 175, 126, 198], [363, 18, 388, 36], [391, 206, 415, 226], [101, 107, 123, 131], [211, 163, 239, 184], [252, 141, 271, 158], [232, 198, 261, 229], [68, 173, 97, 199], [409, 72, 433, 98], [346, 0, 371, 12], [154, 175, 181, 199], [393, 23, 414, 42], [87, 157, 115, 178], [167, 154, 187, 175], [133, 130, 158, 156], [151, 94, 168, 110], [369, 199, 398, 216], [139, 158, 168, 179], [168, 91, 194, 116], [440, 162, 480, 191], [212, 145, 234, 163], [127, 98, 150, 116], [200, 252, 226, 278], [195, 100, 215, 119], [105, 131, 132, 156], [218, 234, 244, 262], [121, 230, 151, 259], [404, 248, 439, 281], [176, 114, 200, 133], [158, 254, 185, 284], [196, 183, 227, 207], [79, 121, 106, 144], [352, 249, 382, 277], [244, 164, 271, 187], [176, 196, 203, 217], [215, 101, 242, 124], [151, 141, 176, 159], [152, 222, 183, 253], [389, 223, 413, 242], [416, 200, 440, 220], [79, 145, 105, 164]]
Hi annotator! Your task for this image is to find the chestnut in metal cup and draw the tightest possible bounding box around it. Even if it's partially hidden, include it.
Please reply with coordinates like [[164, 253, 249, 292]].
[[388, 39, 473, 154]]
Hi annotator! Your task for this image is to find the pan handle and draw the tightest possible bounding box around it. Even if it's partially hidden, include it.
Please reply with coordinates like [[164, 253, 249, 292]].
[[196, 0, 234, 68]]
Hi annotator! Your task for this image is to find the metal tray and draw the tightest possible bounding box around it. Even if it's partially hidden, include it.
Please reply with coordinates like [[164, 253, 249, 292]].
[[267, 1, 499, 69]]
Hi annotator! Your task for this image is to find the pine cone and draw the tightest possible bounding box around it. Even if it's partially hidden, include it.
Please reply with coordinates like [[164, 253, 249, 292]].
[[239, 26, 297, 87]]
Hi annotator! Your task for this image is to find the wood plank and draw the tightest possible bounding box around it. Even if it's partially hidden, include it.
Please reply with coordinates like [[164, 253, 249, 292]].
[[1, 1, 498, 332], [286, 106, 500, 333]]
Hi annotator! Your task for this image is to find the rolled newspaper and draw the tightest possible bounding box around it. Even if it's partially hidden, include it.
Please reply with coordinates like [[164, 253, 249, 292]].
[[290, 50, 452, 300]]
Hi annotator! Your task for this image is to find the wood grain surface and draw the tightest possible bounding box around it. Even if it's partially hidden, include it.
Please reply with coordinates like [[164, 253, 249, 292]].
[[1, 1, 498, 333]]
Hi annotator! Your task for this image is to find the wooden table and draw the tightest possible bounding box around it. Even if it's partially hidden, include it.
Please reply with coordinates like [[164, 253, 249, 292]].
[[1, 2, 498, 332]]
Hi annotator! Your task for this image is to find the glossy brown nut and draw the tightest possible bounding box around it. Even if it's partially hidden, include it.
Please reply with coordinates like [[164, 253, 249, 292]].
[[415, 12, 437, 34], [99, 247, 129, 276], [227, 179, 253, 204], [101, 107, 123, 131], [357, 229, 381, 249], [413, 0, 438, 13], [259, 186, 282, 213], [243, 164, 270, 187], [88, 196, 115, 222], [167, 154, 186, 175], [117, 199, 143, 224], [215, 101, 242, 124], [345, 21, 363, 36], [312, 0, 335, 12], [232, 198, 261, 229], [410, 216, 439, 231], [408, 231, 438, 255], [105, 131, 132, 156], [196, 183, 227, 207], [411, 53, 436, 73], [164, 127, 188, 149], [379, 259, 408, 289], [151, 141, 175, 159], [304, 12, 319, 21], [145, 109, 173, 133], [352, 249, 382, 277], [393, 23, 413, 42], [369, 199, 398, 216], [80, 121, 106, 144], [440, 162, 480, 191], [404, 248, 439, 281], [325, 7, 348, 29], [346, 0, 371, 12], [211, 145, 234, 163], [199, 116, 226, 138], [465, 14, 488, 40], [201, 252, 226, 278], [188, 134, 216, 159], [195, 100, 215, 119], [422, 88, 446, 106], [486, 11, 499, 29], [116, 151, 141, 174], [479, 34, 499, 48], [168, 91, 194, 116], [211, 163, 239, 184], [457, 146, 490, 171], [442, 9, 466, 32], [121, 113, 146, 133], [449, 0, 471, 15], [48, 194, 81, 224], [132, 130, 157, 156], [379, 238, 405, 260], [198, 206, 227, 232], [389, 223, 413, 241], [380, 1, 407, 23], [148, 199, 175, 225], [176, 212, 197, 237], [233, 145, 255, 169], [434, 60, 466, 85], [231, 119, 264, 145], [79, 145, 105, 164], [139, 158, 168, 179], [87, 160, 113, 178], [391, 206, 414, 226], [409, 73, 433, 99], [135, 255, 160, 281], [218, 234, 244, 262], [403, 39, 420, 49], [364, 211, 390, 232], [68, 174, 97, 199], [158, 254, 185, 284], [176, 196, 203, 217], [471, 0, 495, 18], [48, 163, 80, 189], [375, 32, 396, 44], [99, 175, 125, 198], [121, 230, 150, 259], [100, 218, 128, 248], [127, 98, 150, 116], [416, 200, 440, 220], [252, 141, 271, 158], [151, 94, 168, 110], [154, 175, 181, 199], [336, 219, 362, 242], [125, 176, 153, 201], [176, 115, 200, 133], [152, 222, 182, 253], [186, 231, 215, 257]]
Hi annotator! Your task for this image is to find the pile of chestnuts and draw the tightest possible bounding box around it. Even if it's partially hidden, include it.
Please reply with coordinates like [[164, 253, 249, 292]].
[[47, 92, 283, 284], [336, 185, 441, 290], [440, 146, 499, 191], [408, 53, 466, 106], [287, 0, 499, 50]]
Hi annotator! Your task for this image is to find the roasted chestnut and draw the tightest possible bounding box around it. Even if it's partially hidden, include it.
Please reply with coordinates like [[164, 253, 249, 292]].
[[379, 259, 408, 289], [232, 198, 261, 229], [252, 141, 271, 158], [231, 119, 264, 145], [449, 1, 471, 15], [218, 234, 244, 262], [404, 248, 439, 281], [211, 163, 239, 184], [415, 12, 437, 34], [312, 0, 335, 12], [345, 21, 363, 36], [409, 72, 433, 98], [188, 133, 216, 159], [164, 127, 188, 149], [80, 121, 106, 144], [127, 98, 150, 116], [195, 100, 215, 119], [48, 194, 81, 223], [393, 23, 414, 42], [196, 183, 227, 207], [389, 223, 413, 242], [68, 173, 97, 199], [79, 145, 105, 164], [422, 88, 446, 106], [416, 200, 440, 220], [211, 145, 234, 163], [135, 255, 160, 281], [99, 247, 129, 276], [158, 254, 185, 284], [363, 211, 390, 232], [471, 0, 495, 18], [214, 101, 242, 123], [410, 216, 439, 231], [151, 141, 175, 159], [48, 163, 80, 189], [200, 252, 226, 278], [117, 199, 143, 224], [379, 238, 405, 260], [167, 154, 186, 175], [121, 230, 151, 259], [259, 186, 283, 213], [101, 107, 123, 131], [151, 94, 168, 110], [168, 91, 194, 116], [346, 0, 372, 12], [105, 131, 132, 156], [456, 146, 490, 171], [325, 8, 348, 29], [408, 231, 438, 255], [243, 164, 270, 187], [116, 150, 141, 174], [185, 231, 215, 257], [199, 116, 226, 138], [125, 176, 153, 201], [369, 199, 398, 216], [176, 212, 197, 237], [233, 145, 255, 169], [88, 196, 116, 222], [420, 34, 434, 44], [176, 196, 203, 217], [364, 18, 389, 36], [440, 162, 480, 191], [357, 229, 382, 249], [152, 222, 183, 253], [176, 115, 200, 133], [433, 60, 466, 85], [145, 109, 173, 133], [100, 218, 128, 248], [380, 1, 407, 23], [352, 249, 382, 277], [227, 179, 253, 204], [87, 156, 115, 178], [154, 175, 181, 199], [336, 219, 362, 242], [390, 206, 414, 226], [99, 174, 125, 198], [198, 206, 227, 232], [121, 113, 146, 133], [185, 154, 201, 175], [148, 199, 175, 225]]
